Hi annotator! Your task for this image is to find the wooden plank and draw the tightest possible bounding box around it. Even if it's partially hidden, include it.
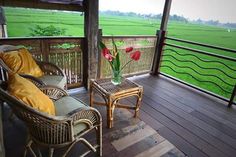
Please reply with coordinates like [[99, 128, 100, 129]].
[[148, 75, 236, 120], [142, 94, 236, 155], [0, 0, 84, 11], [117, 133, 165, 157], [138, 101, 228, 157], [137, 80, 236, 150], [137, 76, 236, 128], [138, 81, 194, 113], [139, 109, 164, 130], [135, 140, 175, 157], [191, 110, 236, 139], [111, 124, 156, 151], [158, 126, 207, 157], [128, 77, 195, 113]]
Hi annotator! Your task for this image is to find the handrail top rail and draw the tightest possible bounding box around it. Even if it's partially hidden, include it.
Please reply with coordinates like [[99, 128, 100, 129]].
[[0, 35, 156, 41], [102, 35, 156, 38], [165, 43, 236, 62], [0, 36, 85, 40], [166, 36, 236, 54]]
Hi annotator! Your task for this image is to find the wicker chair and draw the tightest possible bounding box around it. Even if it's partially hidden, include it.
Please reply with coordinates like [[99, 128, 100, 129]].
[[0, 83, 102, 157], [0, 45, 67, 89]]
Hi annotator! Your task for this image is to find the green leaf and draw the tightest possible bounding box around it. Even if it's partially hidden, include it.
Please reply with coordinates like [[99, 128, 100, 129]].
[[115, 51, 120, 71], [99, 41, 106, 49], [111, 37, 120, 71]]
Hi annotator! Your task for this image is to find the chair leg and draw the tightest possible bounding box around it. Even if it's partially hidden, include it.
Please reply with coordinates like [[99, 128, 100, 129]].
[[49, 148, 54, 157], [96, 125, 102, 157], [62, 141, 77, 157], [24, 140, 37, 157], [37, 147, 43, 157]]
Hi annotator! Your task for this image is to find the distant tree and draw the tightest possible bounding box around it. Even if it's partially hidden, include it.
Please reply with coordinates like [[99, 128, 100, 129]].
[[206, 20, 219, 26], [224, 23, 236, 28], [30, 25, 67, 36]]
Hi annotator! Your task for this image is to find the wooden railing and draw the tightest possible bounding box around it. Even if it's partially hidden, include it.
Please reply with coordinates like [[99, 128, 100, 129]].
[[100, 36, 156, 78], [0, 37, 85, 88]]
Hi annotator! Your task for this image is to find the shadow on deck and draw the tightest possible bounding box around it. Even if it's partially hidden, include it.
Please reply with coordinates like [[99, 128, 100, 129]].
[[3, 74, 236, 157]]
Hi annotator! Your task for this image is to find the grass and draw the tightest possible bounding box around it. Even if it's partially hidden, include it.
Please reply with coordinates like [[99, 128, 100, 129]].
[[4, 7, 236, 99]]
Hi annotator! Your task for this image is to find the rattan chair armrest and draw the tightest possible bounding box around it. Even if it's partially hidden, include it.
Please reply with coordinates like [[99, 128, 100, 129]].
[[67, 107, 102, 127], [0, 59, 13, 73], [36, 60, 65, 76], [20, 74, 45, 87], [40, 85, 68, 101]]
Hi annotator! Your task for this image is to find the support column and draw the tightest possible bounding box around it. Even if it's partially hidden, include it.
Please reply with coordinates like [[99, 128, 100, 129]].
[[84, 0, 99, 88], [151, 0, 172, 75], [0, 100, 5, 157], [97, 28, 103, 79], [0, 7, 7, 38]]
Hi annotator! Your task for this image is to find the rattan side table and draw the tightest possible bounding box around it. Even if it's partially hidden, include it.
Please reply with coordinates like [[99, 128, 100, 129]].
[[90, 78, 143, 128]]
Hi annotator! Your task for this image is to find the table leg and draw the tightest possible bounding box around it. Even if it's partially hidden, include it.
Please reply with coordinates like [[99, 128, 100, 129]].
[[134, 89, 143, 118], [107, 97, 113, 128]]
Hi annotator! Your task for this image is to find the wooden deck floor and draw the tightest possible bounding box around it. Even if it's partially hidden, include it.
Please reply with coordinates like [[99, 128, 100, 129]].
[[73, 74, 236, 157], [3, 74, 236, 157], [126, 74, 236, 157]]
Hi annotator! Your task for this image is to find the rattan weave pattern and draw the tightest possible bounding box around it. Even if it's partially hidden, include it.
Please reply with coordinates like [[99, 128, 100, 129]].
[[94, 78, 138, 94], [0, 84, 102, 157]]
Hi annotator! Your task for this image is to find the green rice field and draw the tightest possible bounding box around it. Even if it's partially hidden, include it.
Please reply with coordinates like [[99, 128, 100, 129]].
[[4, 7, 236, 99]]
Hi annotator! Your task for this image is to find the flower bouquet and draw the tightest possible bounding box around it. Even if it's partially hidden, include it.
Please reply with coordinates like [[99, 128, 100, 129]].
[[100, 38, 141, 85]]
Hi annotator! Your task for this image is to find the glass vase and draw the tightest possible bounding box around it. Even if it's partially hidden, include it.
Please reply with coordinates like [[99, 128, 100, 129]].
[[111, 70, 122, 85]]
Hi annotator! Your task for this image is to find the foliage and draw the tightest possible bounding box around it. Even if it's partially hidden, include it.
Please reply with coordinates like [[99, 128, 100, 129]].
[[100, 39, 141, 72], [30, 25, 67, 36]]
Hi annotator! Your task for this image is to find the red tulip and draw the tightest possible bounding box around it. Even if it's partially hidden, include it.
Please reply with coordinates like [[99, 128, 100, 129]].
[[102, 48, 110, 57], [125, 47, 133, 53], [105, 53, 113, 62], [130, 51, 141, 61]]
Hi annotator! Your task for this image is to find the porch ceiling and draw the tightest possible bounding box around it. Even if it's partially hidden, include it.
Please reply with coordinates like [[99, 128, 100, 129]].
[[40, 0, 83, 5], [0, 0, 85, 11]]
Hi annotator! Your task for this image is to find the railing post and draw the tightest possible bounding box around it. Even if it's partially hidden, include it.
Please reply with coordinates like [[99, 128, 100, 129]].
[[228, 85, 236, 108], [151, 30, 166, 75], [40, 39, 50, 62], [97, 29, 102, 79], [0, 7, 7, 38], [151, 0, 172, 75]]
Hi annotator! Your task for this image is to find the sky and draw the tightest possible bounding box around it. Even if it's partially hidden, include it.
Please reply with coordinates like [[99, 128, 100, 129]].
[[99, 0, 236, 23]]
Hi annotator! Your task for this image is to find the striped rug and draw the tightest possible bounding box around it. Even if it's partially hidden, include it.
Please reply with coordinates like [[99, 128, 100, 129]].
[[72, 93, 186, 157], [98, 107, 186, 157]]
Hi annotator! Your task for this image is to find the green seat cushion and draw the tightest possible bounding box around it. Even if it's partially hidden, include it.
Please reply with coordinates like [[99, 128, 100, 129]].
[[54, 96, 88, 135], [39, 75, 66, 89], [54, 96, 86, 116]]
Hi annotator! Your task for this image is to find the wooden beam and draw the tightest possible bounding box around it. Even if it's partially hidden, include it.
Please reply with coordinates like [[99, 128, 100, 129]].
[[151, 0, 172, 75], [84, 0, 99, 88], [0, 100, 5, 157], [0, 0, 84, 12]]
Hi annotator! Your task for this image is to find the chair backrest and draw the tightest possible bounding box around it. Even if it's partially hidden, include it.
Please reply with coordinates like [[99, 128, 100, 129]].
[[0, 45, 20, 81], [0, 82, 73, 145]]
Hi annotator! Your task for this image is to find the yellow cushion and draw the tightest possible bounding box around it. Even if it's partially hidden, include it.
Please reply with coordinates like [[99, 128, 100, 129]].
[[0, 48, 44, 77], [7, 73, 55, 115]]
